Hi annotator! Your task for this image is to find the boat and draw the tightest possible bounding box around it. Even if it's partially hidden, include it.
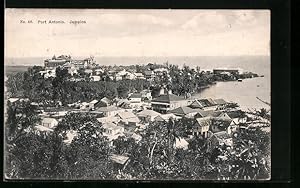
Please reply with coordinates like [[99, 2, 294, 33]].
[[237, 79, 243, 82]]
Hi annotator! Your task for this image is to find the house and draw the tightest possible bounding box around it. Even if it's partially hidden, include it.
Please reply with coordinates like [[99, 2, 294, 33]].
[[213, 68, 241, 75], [210, 117, 235, 134], [84, 69, 93, 75], [8, 98, 20, 103], [144, 70, 155, 81], [128, 93, 142, 103], [94, 68, 104, 75], [99, 97, 111, 106], [130, 133, 143, 143], [151, 93, 188, 113], [191, 117, 211, 138], [97, 116, 120, 124], [44, 55, 71, 70], [97, 106, 125, 117], [115, 69, 135, 80], [189, 98, 218, 110], [102, 122, 124, 136], [63, 130, 78, 144], [153, 68, 169, 76], [80, 102, 89, 109], [41, 118, 58, 129], [89, 100, 99, 110], [115, 111, 140, 125], [34, 125, 54, 132], [189, 99, 205, 109], [174, 137, 189, 150], [68, 66, 78, 76], [154, 113, 180, 122], [137, 109, 161, 122], [124, 72, 136, 80], [90, 75, 100, 81], [134, 72, 145, 79], [207, 131, 233, 151], [214, 98, 227, 105], [168, 106, 198, 117], [226, 110, 247, 124], [109, 154, 130, 165], [40, 69, 56, 78]]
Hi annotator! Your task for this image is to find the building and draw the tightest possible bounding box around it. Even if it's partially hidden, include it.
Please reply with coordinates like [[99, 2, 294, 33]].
[[134, 72, 145, 79], [128, 93, 142, 103], [153, 68, 169, 76], [68, 66, 78, 76], [189, 98, 218, 111], [137, 109, 161, 122], [102, 122, 124, 136], [213, 68, 241, 75], [39, 69, 56, 78], [97, 106, 125, 117], [226, 111, 247, 125], [211, 117, 235, 135], [191, 117, 211, 138], [97, 116, 120, 124], [84, 69, 93, 75], [154, 113, 181, 122], [144, 70, 155, 81], [41, 118, 58, 129], [90, 75, 101, 81], [80, 102, 89, 109], [100, 97, 111, 106], [89, 100, 99, 110], [206, 131, 233, 152], [168, 106, 199, 117], [94, 68, 104, 75], [44, 55, 71, 70], [115, 111, 140, 125], [115, 69, 136, 80], [151, 93, 188, 113], [124, 72, 136, 80], [174, 137, 189, 150]]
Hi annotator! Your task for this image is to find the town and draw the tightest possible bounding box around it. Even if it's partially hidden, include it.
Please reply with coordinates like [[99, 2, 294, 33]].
[[5, 55, 270, 180]]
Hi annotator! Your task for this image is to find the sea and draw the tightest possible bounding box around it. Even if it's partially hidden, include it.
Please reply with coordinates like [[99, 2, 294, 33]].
[[5, 56, 270, 111]]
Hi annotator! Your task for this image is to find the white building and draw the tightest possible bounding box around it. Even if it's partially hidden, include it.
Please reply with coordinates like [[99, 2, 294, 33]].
[[41, 118, 58, 129], [128, 93, 142, 103]]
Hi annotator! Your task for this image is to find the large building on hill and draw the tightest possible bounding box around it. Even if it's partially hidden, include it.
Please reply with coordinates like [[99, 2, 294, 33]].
[[44, 55, 95, 70], [151, 93, 189, 113]]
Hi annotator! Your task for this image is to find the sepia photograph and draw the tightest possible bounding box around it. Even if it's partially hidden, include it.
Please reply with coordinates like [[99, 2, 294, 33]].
[[4, 9, 271, 180]]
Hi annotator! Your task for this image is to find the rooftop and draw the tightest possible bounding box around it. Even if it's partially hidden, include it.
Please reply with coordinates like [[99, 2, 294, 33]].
[[42, 117, 58, 124], [109, 154, 129, 165], [97, 106, 121, 112], [214, 98, 227, 105], [152, 94, 185, 103], [137, 109, 161, 117], [168, 106, 195, 115], [130, 93, 142, 98], [116, 111, 137, 120], [194, 117, 212, 127]]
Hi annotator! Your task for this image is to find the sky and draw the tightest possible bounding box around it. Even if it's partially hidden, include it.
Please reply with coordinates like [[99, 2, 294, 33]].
[[5, 9, 270, 58]]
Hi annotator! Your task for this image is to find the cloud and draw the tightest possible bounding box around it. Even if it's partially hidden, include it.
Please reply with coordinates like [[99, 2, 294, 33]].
[[181, 10, 269, 35], [182, 11, 229, 32]]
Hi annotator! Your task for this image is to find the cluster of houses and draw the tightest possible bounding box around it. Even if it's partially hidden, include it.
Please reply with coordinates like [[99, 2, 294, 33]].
[[6, 84, 248, 153], [38, 55, 174, 83]]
